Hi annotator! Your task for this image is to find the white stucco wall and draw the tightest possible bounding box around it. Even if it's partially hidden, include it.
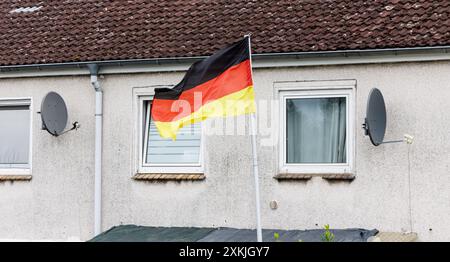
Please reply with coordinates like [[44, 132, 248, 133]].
[[0, 61, 449, 241], [0, 76, 94, 241]]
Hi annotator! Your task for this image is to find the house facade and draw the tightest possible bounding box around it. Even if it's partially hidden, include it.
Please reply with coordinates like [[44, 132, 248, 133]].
[[0, 1, 449, 241]]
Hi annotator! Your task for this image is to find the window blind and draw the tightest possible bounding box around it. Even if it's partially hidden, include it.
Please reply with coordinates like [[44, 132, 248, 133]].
[[144, 105, 201, 165]]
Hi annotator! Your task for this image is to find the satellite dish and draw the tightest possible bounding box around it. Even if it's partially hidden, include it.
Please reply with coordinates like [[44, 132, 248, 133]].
[[40, 92, 79, 136], [363, 88, 386, 146]]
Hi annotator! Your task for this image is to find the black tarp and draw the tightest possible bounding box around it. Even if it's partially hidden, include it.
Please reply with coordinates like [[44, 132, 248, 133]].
[[90, 225, 378, 242]]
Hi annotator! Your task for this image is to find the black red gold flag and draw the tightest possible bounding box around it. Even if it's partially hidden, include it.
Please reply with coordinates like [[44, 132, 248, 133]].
[[151, 37, 255, 139]]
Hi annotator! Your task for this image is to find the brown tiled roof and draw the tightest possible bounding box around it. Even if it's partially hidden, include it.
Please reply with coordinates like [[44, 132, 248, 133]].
[[1, 0, 450, 66]]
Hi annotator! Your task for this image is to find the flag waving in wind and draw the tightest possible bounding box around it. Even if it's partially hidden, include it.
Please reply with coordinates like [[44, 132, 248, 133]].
[[151, 37, 255, 139]]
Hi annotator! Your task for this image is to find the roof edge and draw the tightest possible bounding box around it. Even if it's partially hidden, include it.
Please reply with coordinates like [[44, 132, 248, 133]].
[[2, 46, 450, 77], [1, 45, 450, 70]]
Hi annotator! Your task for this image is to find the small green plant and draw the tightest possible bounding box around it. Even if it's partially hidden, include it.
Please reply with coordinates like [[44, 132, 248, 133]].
[[321, 224, 335, 242], [274, 232, 280, 242]]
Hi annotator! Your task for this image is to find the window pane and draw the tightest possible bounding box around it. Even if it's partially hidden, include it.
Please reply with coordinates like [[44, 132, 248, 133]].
[[286, 97, 346, 164], [0, 106, 30, 167], [144, 102, 201, 164]]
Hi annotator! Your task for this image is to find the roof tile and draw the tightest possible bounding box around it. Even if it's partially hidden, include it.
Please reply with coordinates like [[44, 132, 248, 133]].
[[1, 0, 450, 66]]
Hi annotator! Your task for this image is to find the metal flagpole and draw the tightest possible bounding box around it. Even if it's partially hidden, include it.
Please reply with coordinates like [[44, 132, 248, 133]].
[[245, 34, 263, 242]]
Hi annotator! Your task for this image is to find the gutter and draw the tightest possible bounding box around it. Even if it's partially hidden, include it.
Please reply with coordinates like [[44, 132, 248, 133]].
[[1, 45, 450, 72], [87, 64, 103, 236]]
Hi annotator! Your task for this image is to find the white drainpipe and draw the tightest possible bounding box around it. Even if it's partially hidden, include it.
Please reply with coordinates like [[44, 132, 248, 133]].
[[88, 64, 102, 236]]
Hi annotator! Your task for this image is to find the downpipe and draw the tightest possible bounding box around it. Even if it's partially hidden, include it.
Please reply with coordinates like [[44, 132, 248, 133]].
[[87, 64, 102, 236]]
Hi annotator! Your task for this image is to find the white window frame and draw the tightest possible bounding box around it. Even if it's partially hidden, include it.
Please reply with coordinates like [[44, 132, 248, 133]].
[[133, 86, 204, 174], [0, 97, 33, 176], [275, 80, 356, 174]]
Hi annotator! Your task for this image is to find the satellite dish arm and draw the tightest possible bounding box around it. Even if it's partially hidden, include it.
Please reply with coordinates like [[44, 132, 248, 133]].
[[381, 139, 404, 144], [56, 121, 81, 136], [382, 134, 414, 144]]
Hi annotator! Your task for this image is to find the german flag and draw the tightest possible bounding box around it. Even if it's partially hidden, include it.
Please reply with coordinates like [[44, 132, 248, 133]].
[[151, 37, 255, 139]]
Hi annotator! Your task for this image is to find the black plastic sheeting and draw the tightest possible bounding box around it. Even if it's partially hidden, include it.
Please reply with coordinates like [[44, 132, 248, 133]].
[[198, 228, 378, 242], [90, 225, 216, 242], [90, 225, 378, 242]]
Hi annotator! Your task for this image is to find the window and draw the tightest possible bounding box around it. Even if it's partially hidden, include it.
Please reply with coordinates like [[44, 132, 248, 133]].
[[277, 81, 355, 174], [0, 98, 32, 174], [286, 97, 346, 164], [136, 94, 203, 173]]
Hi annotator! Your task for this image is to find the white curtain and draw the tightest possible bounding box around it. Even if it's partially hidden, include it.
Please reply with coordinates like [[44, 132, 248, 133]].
[[0, 106, 30, 168], [286, 97, 346, 163]]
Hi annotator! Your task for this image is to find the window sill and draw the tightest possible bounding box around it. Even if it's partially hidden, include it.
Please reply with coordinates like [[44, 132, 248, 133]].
[[133, 173, 205, 181], [274, 173, 313, 181], [321, 173, 355, 181], [274, 173, 354, 181], [0, 175, 32, 182]]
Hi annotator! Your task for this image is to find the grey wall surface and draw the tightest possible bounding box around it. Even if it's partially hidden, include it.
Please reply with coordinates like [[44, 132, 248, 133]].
[[0, 76, 94, 240], [0, 61, 449, 241]]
